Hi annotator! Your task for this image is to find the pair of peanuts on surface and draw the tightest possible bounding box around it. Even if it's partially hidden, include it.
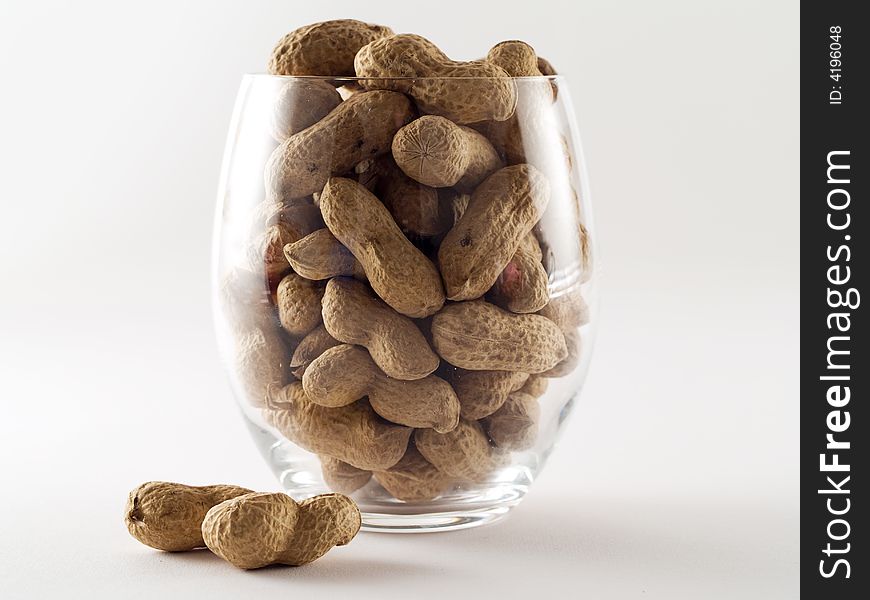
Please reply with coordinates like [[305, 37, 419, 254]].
[[126, 482, 360, 569]]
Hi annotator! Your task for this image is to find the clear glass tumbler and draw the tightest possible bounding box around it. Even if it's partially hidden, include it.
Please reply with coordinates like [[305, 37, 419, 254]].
[[212, 74, 597, 532]]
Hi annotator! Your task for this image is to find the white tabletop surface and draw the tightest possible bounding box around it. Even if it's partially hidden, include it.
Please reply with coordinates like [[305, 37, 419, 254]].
[[0, 1, 798, 597]]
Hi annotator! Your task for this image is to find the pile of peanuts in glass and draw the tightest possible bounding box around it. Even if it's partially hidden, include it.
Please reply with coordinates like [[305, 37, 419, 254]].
[[220, 20, 593, 502]]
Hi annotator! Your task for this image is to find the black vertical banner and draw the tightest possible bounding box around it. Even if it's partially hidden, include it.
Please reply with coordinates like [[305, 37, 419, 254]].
[[802, 3, 868, 597]]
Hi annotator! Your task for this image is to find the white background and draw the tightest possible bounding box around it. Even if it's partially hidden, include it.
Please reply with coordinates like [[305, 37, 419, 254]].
[[0, 0, 799, 598]]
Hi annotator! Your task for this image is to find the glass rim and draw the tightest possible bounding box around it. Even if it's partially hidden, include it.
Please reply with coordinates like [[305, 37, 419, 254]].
[[242, 73, 565, 82]]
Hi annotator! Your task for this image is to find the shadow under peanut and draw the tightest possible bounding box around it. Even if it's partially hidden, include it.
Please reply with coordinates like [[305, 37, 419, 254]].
[[165, 546, 442, 584]]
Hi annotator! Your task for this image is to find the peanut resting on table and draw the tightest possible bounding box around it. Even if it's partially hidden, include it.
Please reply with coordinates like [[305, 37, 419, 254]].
[[203, 492, 360, 569], [125, 482, 253, 552], [125, 482, 360, 569], [221, 20, 593, 504]]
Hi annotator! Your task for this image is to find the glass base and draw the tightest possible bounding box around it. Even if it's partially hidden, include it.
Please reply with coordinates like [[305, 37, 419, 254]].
[[360, 504, 514, 532], [243, 413, 534, 532]]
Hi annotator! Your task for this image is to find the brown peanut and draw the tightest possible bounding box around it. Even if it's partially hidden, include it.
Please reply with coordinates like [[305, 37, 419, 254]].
[[289, 324, 340, 378], [537, 287, 590, 333], [415, 419, 498, 481], [391, 116, 502, 192], [202, 492, 360, 569], [268, 19, 393, 77], [283, 228, 366, 281], [320, 177, 445, 317], [320, 456, 372, 494], [471, 77, 560, 168], [483, 391, 540, 451], [355, 34, 517, 124], [221, 268, 290, 408], [367, 371, 458, 432], [439, 164, 550, 301], [276, 273, 324, 337], [322, 277, 439, 380], [487, 40, 543, 77], [489, 233, 550, 313], [357, 156, 454, 237], [542, 330, 582, 377], [254, 197, 325, 229], [489, 43, 560, 102], [431, 300, 567, 373], [452, 369, 529, 420], [249, 223, 300, 282], [519, 374, 549, 398], [248, 202, 323, 280], [303, 344, 460, 433], [235, 325, 290, 408], [269, 79, 342, 142], [474, 38, 562, 164], [265, 90, 414, 201], [301, 343, 373, 407], [125, 482, 253, 552], [264, 381, 411, 471], [374, 444, 453, 502]]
